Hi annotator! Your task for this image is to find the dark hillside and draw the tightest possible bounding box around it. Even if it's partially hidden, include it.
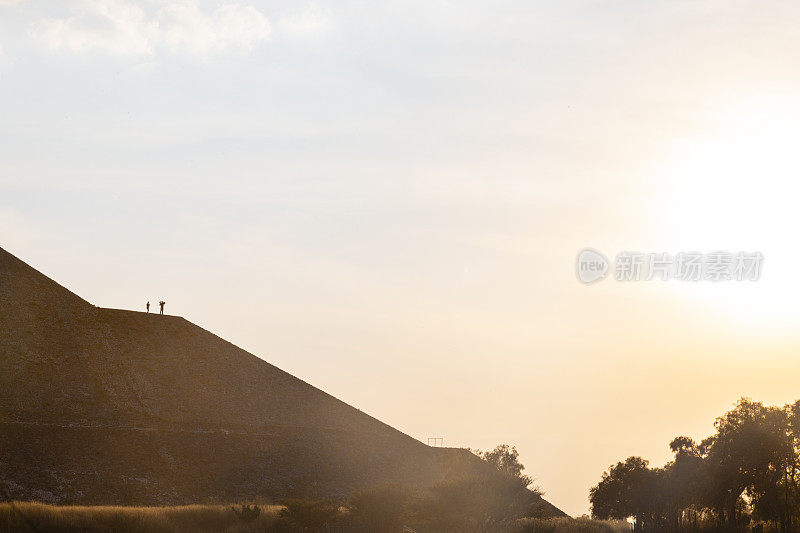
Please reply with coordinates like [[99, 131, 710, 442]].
[[0, 246, 565, 516]]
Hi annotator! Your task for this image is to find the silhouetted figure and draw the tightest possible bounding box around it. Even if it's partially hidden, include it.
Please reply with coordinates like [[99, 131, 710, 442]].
[[146, 301, 150, 313], [159, 301, 165, 315]]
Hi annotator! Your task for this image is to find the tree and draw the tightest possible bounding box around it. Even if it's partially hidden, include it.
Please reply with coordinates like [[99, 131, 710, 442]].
[[590, 398, 800, 531], [664, 436, 705, 529], [590, 456, 658, 531], [751, 403, 796, 531], [481, 445, 530, 484], [705, 399, 788, 527]]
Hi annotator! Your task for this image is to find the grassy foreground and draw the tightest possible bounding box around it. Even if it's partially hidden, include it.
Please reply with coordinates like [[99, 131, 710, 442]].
[[513, 517, 631, 533], [0, 502, 635, 532], [0, 502, 285, 533]]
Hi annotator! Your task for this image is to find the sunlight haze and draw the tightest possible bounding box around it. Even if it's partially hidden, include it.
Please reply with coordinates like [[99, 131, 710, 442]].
[[3, 0, 800, 516]]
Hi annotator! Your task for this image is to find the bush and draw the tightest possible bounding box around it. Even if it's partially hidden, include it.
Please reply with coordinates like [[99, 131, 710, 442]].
[[348, 484, 417, 532], [230, 504, 260, 521], [278, 498, 340, 532], [414, 473, 539, 531]]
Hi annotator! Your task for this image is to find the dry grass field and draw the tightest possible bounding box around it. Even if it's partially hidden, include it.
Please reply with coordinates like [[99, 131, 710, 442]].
[[0, 501, 635, 533], [0, 502, 286, 533], [513, 517, 632, 533]]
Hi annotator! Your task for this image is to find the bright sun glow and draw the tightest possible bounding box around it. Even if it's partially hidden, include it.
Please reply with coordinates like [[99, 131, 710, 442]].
[[656, 92, 800, 331]]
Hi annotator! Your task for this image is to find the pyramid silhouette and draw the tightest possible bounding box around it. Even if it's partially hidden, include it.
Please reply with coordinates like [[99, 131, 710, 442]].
[[0, 246, 564, 514]]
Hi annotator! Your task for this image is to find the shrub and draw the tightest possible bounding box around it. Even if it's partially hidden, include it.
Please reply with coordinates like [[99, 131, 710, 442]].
[[348, 484, 416, 532], [414, 473, 538, 531], [279, 498, 340, 532], [230, 503, 260, 521]]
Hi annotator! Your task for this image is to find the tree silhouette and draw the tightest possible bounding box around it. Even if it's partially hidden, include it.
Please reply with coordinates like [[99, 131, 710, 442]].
[[591, 397, 800, 531]]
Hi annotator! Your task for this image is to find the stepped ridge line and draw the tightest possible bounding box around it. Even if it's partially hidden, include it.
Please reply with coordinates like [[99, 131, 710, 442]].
[[0, 245, 565, 516]]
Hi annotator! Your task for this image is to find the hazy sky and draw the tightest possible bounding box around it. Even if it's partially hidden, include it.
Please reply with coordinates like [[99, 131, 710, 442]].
[[4, 0, 800, 516]]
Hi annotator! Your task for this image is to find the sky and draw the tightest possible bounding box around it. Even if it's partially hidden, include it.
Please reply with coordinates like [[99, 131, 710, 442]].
[[3, 0, 800, 516]]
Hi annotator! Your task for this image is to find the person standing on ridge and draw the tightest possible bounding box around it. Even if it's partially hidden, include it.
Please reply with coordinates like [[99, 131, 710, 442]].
[[159, 301, 165, 315], [146, 301, 150, 313]]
